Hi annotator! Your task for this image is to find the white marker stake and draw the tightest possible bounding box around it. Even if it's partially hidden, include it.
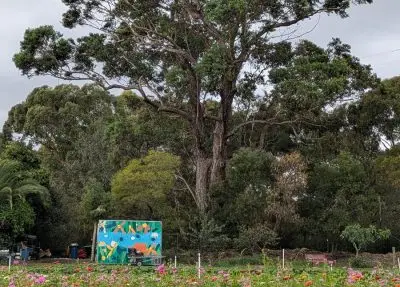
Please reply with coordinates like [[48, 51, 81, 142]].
[[198, 253, 201, 279], [8, 254, 11, 272], [174, 255, 177, 268], [398, 257, 400, 271], [282, 249, 285, 269]]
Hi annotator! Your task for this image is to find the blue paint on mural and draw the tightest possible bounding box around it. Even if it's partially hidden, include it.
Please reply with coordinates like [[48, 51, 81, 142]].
[[96, 220, 162, 264]]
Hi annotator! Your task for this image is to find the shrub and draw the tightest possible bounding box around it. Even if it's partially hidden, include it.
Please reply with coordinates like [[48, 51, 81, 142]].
[[234, 223, 279, 254]]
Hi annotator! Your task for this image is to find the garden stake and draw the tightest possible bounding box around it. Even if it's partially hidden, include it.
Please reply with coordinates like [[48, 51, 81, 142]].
[[198, 253, 201, 279]]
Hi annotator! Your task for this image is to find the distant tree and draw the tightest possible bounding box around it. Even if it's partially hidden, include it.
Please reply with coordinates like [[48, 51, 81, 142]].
[[341, 224, 390, 257], [80, 179, 110, 261]]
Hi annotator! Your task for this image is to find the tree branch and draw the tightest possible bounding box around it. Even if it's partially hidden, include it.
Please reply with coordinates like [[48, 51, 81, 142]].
[[227, 119, 296, 139], [256, 8, 340, 39], [175, 173, 199, 209]]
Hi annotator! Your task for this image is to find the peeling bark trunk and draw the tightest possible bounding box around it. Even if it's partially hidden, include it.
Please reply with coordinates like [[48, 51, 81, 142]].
[[210, 120, 226, 184], [210, 89, 233, 186], [195, 155, 211, 214], [190, 68, 236, 215]]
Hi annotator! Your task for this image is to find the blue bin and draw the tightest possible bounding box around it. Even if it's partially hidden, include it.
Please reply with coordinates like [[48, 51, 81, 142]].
[[70, 243, 79, 259], [21, 248, 32, 261]]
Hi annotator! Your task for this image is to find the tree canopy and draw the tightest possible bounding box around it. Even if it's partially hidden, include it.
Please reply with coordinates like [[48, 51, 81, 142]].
[[13, 0, 374, 215]]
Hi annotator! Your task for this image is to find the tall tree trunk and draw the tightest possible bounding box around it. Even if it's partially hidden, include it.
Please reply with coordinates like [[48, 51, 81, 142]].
[[210, 91, 233, 186], [191, 75, 235, 214]]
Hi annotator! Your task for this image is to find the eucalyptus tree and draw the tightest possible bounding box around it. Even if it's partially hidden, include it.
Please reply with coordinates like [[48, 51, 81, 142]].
[[13, 0, 373, 214]]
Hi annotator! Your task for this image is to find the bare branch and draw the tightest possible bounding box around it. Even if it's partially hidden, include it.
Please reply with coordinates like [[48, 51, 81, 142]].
[[175, 173, 199, 208], [227, 119, 296, 139], [255, 8, 340, 40]]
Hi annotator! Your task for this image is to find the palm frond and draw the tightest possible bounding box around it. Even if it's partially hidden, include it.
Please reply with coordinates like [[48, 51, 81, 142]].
[[15, 184, 50, 209]]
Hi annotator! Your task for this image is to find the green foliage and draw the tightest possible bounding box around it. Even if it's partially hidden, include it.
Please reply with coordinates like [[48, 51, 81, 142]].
[[350, 77, 400, 147], [220, 149, 275, 229], [341, 224, 390, 257], [375, 146, 400, 188], [0, 142, 40, 170], [228, 148, 275, 192], [4, 84, 112, 150], [300, 152, 379, 249], [13, 25, 72, 77], [0, 200, 35, 238], [0, 158, 46, 245], [111, 150, 180, 218], [80, 179, 111, 223], [0, 160, 50, 211]]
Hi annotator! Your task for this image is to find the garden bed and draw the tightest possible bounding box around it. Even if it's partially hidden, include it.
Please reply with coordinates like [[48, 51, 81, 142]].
[[2, 259, 400, 286]]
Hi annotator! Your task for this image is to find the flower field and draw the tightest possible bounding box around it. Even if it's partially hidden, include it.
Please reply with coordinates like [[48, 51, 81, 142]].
[[2, 261, 400, 286]]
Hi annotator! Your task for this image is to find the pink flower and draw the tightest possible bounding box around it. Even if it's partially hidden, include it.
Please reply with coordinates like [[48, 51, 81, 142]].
[[156, 264, 166, 275], [34, 275, 47, 284]]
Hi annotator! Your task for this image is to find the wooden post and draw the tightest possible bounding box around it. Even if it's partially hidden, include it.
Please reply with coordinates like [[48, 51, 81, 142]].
[[393, 247, 396, 267], [198, 253, 201, 279], [397, 257, 400, 271], [282, 249, 285, 269], [91, 221, 97, 262]]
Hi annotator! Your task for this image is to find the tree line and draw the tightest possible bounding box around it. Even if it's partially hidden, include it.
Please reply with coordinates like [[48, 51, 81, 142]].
[[3, 0, 399, 254]]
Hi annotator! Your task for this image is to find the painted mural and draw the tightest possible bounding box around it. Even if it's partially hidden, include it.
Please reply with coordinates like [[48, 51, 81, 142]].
[[96, 220, 162, 264]]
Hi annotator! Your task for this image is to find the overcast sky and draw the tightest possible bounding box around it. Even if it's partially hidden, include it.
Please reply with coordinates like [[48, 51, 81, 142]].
[[1, 0, 399, 128]]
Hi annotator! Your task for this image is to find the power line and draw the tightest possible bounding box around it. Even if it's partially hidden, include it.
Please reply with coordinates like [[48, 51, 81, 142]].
[[360, 48, 400, 59]]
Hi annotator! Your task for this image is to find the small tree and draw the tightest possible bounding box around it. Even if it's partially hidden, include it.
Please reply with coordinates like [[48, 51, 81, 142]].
[[341, 224, 390, 257], [234, 223, 279, 254]]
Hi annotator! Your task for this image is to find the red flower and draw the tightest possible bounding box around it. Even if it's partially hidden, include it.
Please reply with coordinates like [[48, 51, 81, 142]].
[[304, 280, 313, 286]]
